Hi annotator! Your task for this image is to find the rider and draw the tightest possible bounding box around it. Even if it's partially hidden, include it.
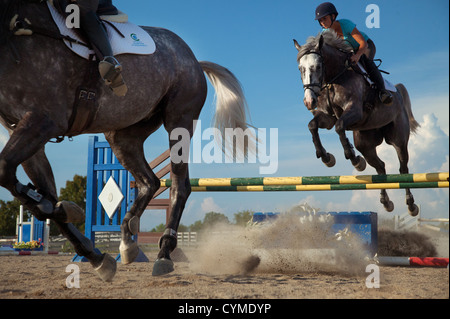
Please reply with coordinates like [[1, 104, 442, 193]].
[[315, 2, 393, 105], [72, 0, 127, 96]]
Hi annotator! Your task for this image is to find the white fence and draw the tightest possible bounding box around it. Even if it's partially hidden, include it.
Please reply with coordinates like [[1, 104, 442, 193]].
[[395, 211, 449, 233]]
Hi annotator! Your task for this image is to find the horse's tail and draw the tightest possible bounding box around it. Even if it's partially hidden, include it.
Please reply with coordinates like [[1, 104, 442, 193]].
[[200, 61, 255, 158], [396, 83, 420, 134]]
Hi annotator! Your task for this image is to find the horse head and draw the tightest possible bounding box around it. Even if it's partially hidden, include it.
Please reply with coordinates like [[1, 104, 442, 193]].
[[294, 31, 353, 111], [294, 35, 325, 111]]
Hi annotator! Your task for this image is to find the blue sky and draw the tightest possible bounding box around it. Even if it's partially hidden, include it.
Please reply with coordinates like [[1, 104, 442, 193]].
[[1, 0, 448, 230]]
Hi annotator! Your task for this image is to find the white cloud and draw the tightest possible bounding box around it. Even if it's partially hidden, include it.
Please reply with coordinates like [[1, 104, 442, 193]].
[[201, 197, 223, 214]]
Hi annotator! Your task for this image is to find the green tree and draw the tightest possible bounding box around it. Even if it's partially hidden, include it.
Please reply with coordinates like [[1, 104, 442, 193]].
[[0, 199, 30, 236], [234, 210, 254, 226], [189, 220, 203, 232], [59, 175, 86, 209], [202, 212, 229, 228], [150, 223, 166, 232]]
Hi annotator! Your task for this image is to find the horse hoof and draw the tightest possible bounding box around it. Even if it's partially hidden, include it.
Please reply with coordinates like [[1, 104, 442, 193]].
[[94, 253, 117, 282], [119, 241, 140, 265], [354, 156, 367, 172], [408, 204, 420, 217], [152, 258, 174, 276], [384, 200, 394, 212], [323, 153, 336, 167]]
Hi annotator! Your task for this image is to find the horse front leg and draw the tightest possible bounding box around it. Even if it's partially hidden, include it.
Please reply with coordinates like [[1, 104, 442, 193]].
[[335, 104, 367, 171], [308, 111, 337, 168], [0, 113, 116, 281]]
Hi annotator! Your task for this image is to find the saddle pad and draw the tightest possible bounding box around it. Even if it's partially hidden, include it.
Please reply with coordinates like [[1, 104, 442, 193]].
[[47, 2, 156, 60], [357, 62, 397, 93]]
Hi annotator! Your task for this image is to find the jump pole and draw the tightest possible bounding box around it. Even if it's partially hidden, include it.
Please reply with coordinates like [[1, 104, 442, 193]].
[[377, 257, 449, 268], [161, 172, 449, 188], [179, 182, 448, 192]]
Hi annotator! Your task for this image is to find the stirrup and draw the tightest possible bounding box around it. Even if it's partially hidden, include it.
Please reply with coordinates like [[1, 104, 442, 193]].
[[98, 56, 128, 97]]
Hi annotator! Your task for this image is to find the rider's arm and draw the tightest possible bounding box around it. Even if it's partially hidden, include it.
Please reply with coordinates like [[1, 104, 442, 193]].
[[350, 28, 368, 64]]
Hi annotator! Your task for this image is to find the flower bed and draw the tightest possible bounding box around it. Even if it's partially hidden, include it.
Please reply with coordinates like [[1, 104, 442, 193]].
[[13, 239, 44, 251]]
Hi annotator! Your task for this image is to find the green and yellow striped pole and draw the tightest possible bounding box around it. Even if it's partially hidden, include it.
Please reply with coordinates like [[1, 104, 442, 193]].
[[160, 172, 449, 190], [186, 181, 449, 193]]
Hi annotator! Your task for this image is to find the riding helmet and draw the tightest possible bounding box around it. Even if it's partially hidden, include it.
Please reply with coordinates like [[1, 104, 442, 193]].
[[315, 2, 339, 20]]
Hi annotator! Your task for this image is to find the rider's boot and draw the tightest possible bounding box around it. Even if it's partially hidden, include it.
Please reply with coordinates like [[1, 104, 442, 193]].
[[365, 59, 393, 105], [80, 10, 128, 96]]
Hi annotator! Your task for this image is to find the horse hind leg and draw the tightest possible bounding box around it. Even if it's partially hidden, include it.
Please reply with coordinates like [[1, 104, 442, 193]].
[[354, 131, 394, 212], [105, 125, 162, 265], [153, 153, 191, 276], [153, 95, 201, 276], [392, 141, 419, 216]]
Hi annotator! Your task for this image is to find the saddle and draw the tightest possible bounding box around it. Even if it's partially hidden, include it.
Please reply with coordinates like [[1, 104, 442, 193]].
[[48, 0, 156, 60], [348, 60, 397, 110]]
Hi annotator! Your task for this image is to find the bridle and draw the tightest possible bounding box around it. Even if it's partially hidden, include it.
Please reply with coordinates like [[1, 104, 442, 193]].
[[301, 50, 325, 96], [300, 47, 352, 108]]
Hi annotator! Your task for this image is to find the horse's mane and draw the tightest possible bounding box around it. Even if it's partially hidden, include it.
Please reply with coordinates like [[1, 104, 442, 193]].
[[297, 30, 353, 62]]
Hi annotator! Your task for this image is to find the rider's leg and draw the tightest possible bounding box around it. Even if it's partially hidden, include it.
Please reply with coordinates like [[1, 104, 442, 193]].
[[77, 0, 127, 96], [362, 40, 392, 105]]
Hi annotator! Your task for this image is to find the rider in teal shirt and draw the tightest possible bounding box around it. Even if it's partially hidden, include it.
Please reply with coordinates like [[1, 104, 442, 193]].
[[332, 19, 369, 52], [315, 2, 393, 105]]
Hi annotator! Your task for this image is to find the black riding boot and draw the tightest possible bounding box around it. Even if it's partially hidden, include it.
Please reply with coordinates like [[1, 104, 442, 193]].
[[364, 58, 392, 105], [80, 10, 127, 96]]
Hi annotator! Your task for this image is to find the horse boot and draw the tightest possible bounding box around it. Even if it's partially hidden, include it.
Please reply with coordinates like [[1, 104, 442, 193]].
[[80, 10, 128, 97], [365, 59, 393, 105]]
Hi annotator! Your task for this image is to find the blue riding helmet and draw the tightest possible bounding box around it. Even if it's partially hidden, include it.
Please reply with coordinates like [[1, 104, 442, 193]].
[[315, 2, 339, 20]]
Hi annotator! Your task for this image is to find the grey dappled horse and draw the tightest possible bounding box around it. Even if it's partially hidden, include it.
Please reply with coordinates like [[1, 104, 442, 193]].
[[0, 0, 251, 281], [294, 32, 420, 216]]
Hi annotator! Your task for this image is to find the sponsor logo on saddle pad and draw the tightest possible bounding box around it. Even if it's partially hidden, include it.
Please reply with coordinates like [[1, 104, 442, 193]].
[[47, 2, 156, 60]]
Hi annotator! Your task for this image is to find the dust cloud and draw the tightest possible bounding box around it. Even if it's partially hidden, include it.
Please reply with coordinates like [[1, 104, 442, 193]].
[[188, 211, 371, 276]]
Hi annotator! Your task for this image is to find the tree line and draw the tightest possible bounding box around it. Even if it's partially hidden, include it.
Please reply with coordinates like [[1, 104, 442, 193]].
[[148, 210, 254, 233]]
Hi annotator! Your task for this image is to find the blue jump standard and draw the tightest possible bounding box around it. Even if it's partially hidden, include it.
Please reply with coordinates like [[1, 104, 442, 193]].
[[252, 211, 378, 256]]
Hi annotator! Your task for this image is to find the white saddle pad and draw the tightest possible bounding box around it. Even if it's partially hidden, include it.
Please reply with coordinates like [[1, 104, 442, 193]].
[[47, 2, 156, 60], [357, 62, 397, 93]]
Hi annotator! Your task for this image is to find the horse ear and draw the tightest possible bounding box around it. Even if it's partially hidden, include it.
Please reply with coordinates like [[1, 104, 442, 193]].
[[293, 39, 301, 52], [318, 34, 324, 50]]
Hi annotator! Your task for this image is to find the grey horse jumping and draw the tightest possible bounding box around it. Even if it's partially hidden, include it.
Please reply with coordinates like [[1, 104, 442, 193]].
[[294, 31, 420, 216], [0, 0, 251, 281]]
